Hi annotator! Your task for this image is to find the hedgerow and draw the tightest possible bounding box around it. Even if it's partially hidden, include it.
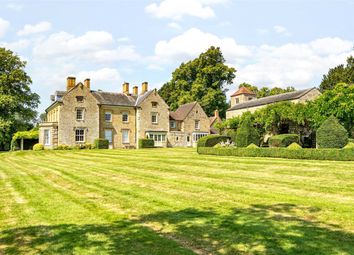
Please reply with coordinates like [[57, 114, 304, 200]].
[[138, 138, 154, 148], [197, 147, 354, 161], [197, 135, 230, 148]]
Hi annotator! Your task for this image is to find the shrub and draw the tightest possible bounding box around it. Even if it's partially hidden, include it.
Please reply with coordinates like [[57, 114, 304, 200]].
[[138, 138, 154, 148], [55, 144, 71, 150], [348, 138, 354, 143], [269, 134, 299, 148], [94, 139, 109, 149], [247, 143, 259, 149], [236, 117, 259, 147], [198, 147, 354, 161], [317, 116, 348, 148], [197, 135, 230, 148], [33, 143, 44, 151], [224, 129, 237, 143], [287, 142, 302, 150], [343, 142, 354, 149]]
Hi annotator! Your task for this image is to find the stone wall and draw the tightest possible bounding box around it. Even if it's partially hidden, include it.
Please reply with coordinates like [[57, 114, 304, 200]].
[[99, 105, 136, 148], [58, 84, 100, 145]]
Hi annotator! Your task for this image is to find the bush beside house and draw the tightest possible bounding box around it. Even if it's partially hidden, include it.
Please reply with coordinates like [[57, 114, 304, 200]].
[[236, 117, 259, 147], [94, 139, 109, 149], [197, 135, 230, 148], [138, 138, 154, 148]]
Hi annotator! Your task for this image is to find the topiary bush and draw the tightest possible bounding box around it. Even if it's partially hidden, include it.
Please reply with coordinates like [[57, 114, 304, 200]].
[[94, 139, 109, 149], [247, 143, 259, 149], [287, 142, 302, 150], [197, 135, 230, 148], [236, 117, 259, 147], [269, 134, 299, 148], [316, 116, 348, 148], [138, 138, 154, 148], [33, 143, 44, 151], [343, 142, 354, 149]]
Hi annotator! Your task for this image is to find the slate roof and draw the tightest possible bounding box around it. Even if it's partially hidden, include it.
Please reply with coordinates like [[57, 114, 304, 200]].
[[228, 88, 317, 111], [170, 102, 197, 121], [91, 91, 137, 106], [231, 86, 256, 97], [135, 90, 154, 107]]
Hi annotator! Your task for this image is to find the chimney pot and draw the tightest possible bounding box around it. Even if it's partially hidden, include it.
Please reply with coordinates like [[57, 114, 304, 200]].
[[214, 109, 219, 118], [123, 82, 129, 95], [84, 78, 90, 89], [66, 76, 76, 91], [133, 86, 138, 96], [141, 82, 148, 94]]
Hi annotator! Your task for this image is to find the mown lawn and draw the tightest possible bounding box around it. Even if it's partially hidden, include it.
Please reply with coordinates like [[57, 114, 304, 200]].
[[0, 148, 353, 255]]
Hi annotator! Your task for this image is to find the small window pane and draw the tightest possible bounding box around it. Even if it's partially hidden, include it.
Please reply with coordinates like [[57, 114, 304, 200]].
[[122, 112, 128, 122], [152, 113, 158, 124], [76, 109, 84, 120], [44, 129, 50, 145], [122, 130, 129, 143], [75, 129, 85, 142], [105, 112, 112, 122]]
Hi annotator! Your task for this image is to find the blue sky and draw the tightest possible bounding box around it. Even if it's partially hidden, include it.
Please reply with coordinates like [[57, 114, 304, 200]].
[[0, 0, 353, 113]]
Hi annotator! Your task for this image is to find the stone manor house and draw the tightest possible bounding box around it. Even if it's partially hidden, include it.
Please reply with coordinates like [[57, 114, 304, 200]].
[[39, 77, 213, 149]]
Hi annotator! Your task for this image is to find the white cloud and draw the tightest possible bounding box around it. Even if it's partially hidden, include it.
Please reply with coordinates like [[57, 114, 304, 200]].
[[17, 21, 52, 36], [6, 3, 24, 11], [32, 30, 140, 63], [273, 25, 292, 36], [0, 39, 31, 52], [145, 0, 227, 20], [0, 18, 10, 38], [75, 68, 121, 85], [168, 22, 182, 30], [154, 28, 251, 63]]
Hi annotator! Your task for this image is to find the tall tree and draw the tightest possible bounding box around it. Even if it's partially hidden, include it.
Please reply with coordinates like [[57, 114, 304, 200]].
[[159, 46, 236, 118], [320, 56, 354, 91], [0, 48, 39, 150]]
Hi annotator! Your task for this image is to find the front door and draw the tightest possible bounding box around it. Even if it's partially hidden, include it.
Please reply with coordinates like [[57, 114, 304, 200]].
[[186, 135, 191, 147], [104, 129, 113, 149]]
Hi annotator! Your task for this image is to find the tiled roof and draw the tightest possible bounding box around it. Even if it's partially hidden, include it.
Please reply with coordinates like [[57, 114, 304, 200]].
[[228, 88, 317, 111], [135, 90, 154, 107], [91, 91, 137, 106], [170, 102, 197, 121], [231, 86, 256, 97]]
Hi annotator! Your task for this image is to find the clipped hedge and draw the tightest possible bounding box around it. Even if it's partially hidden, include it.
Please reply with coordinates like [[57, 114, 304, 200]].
[[343, 142, 354, 149], [33, 143, 44, 151], [236, 117, 259, 147], [94, 138, 109, 149], [269, 134, 299, 148], [198, 147, 354, 161], [287, 142, 302, 150], [317, 116, 348, 148], [138, 138, 154, 148], [197, 135, 230, 148]]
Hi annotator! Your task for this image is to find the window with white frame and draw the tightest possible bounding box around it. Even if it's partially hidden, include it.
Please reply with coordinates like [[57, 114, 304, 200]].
[[192, 133, 208, 142], [122, 112, 128, 122], [44, 129, 50, 145], [170, 120, 176, 129], [76, 108, 84, 120], [122, 130, 129, 143], [105, 111, 112, 122], [75, 129, 85, 142], [151, 112, 158, 124], [195, 120, 200, 130], [147, 132, 166, 142]]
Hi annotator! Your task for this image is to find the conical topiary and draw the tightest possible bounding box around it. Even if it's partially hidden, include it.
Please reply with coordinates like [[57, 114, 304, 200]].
[[343, 142, 354, 149], [247, 143, 259, 149], [287, 142, 302, 150], [236, 116, 259, 147], [316, 116, 348, 148]]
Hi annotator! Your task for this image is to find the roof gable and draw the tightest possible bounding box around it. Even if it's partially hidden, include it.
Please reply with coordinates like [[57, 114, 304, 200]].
[[231, 86, 256, 97]]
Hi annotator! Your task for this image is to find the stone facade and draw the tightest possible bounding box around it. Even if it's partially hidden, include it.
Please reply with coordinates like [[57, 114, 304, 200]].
[[168, 102, 210, 147]]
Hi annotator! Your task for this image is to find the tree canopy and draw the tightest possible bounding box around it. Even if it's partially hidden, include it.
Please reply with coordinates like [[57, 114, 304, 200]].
[[158, 46, 236, 118], [320, 56, 354, 91], [238, 83, 295, 98], [0, 47, 39, 150]]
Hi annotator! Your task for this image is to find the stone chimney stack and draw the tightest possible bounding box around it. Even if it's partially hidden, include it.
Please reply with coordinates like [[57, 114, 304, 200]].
[[214, 109, 219, 118], [141, 82, 148, 94], [133, 86, 138, 96], [84, 78, 90, 89], [123, 82, 129, 95], [66, 77, 76, 91]]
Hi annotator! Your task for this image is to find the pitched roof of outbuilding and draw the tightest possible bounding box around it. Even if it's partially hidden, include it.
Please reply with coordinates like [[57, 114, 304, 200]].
[[231, 86, 256, 97], [170, 102, 198, 121], [228, 88, 317, 111]]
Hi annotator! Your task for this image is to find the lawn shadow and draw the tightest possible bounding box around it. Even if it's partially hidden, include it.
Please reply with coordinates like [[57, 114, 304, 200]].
[[139, 203, 354, 255], [1, 204, 353, 255]]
